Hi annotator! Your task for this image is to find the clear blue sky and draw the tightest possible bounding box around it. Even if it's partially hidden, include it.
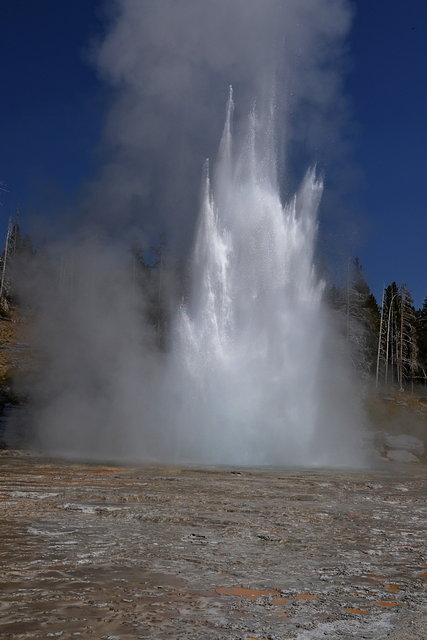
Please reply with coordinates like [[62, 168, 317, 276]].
[[348, 2, 427, 307], [0, 1, 426, 306]]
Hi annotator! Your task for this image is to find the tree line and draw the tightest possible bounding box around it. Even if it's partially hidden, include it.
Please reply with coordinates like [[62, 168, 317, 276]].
[[0, 209, 34, 314], [327, 257, 427, 391]]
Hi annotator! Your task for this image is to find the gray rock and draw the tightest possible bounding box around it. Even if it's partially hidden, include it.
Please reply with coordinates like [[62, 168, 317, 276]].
[[384, 434, 424, 455], [387, 449, 419, 463]]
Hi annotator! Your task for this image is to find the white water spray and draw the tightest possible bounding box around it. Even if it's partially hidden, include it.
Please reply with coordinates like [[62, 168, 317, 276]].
[[22, 88, 366, 468], [165, 89, 365, 466]]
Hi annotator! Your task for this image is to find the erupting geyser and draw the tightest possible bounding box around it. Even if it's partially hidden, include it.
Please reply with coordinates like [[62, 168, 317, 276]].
[[15, 1, 367, 467], [166, 89, 365, 466], [24, 88, 366, 468]]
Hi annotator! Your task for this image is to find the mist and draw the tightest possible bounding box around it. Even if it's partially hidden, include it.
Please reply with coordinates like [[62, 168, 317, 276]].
[[15, 0, 370, 466], [87, 0, 353, 247]]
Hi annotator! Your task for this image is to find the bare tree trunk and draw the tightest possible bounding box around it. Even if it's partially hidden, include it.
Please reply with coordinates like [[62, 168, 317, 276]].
[[385, 293, 396, 386], [391, 309, 395, 385], [399, 295, 404, 391], [0, 217, 12, 302], [376, 286, 385, 389]]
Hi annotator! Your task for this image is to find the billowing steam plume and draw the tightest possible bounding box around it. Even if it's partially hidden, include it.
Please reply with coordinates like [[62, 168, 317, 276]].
[[88, 0, 353, 247], [15, 0, 367, 466]]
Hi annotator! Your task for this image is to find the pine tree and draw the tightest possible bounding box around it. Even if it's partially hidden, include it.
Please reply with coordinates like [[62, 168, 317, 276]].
[[0, 207, 35, 310], [378, 282, 400, 386], [416, 297, 427, 386], [377, 283, 420, 390], [345, 258, 380, 377], [397, 286, 418, 391]]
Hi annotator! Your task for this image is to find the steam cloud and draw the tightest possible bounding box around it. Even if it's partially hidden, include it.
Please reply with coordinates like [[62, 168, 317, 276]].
[[15, 0, 368, 466], [88, 0, 353, 246]]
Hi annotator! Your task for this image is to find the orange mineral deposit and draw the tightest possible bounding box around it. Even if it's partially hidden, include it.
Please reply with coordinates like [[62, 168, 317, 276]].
[[384, 584, 400, 592], [216, 587, 278, 600]]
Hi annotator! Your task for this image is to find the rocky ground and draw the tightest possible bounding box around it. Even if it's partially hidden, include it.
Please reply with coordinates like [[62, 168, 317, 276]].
[[0, 310, 426, 638], [0, 449, 426, 639]]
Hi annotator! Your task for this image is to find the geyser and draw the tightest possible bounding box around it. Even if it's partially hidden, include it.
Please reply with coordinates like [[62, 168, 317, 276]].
[[21, 88, 366, 468], [164, 90, 366, 466], [15, 1, 367, 467]]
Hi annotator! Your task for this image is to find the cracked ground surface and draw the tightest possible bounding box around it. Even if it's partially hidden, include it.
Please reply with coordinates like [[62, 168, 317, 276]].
[[0, 450, 426, 639]]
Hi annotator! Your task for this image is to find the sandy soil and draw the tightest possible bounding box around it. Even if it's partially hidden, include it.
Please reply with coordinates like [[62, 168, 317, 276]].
[[0, 450, 426, 639]]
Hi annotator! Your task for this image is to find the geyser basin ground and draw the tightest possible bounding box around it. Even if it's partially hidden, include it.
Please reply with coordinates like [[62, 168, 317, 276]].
[[1, 449, 426, 639]]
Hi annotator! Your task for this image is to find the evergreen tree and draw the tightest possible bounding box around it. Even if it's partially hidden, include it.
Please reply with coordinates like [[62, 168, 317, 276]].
[[346, 258, 380, 377], [326, 258, 380, 379], [416, 297, 427, 386], [397, 286, 418, 390], [377, 282, 420, 390], [0, 208, 35, 309], [379, 282, 400, 386]]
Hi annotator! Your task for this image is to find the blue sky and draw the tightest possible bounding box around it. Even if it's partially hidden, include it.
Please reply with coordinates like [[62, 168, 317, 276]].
[[0, 1, 104, 209], [0, 0, 426, 306], [348, 1, 427, 307]]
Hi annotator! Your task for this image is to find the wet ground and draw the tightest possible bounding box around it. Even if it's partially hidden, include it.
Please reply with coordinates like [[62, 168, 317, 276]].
[[0, 449, 426, 639]]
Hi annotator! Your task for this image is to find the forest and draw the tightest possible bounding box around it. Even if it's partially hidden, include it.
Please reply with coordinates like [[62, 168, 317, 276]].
[[328, 257, 427, 391]]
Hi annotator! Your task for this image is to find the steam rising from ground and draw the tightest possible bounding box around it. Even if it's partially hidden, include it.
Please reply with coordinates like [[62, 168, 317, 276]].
[[16, 0, 367, 466]]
